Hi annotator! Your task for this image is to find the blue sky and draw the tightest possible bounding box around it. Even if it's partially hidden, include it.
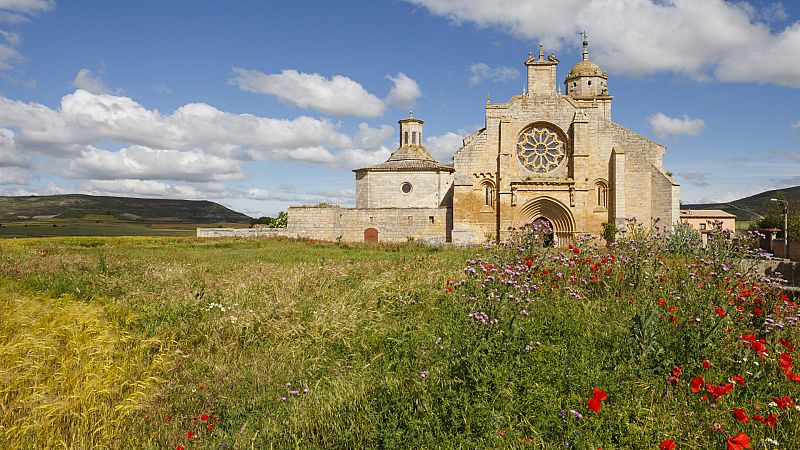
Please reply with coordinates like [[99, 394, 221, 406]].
[[0, 0, 798, 217]]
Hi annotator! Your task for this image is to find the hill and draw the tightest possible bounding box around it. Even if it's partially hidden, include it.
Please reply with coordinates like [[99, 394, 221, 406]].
[[683, 185, 800, 221], [0, 194, 251, 223]]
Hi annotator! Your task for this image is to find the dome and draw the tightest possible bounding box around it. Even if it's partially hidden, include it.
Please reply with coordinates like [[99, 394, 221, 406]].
[[566, 60, 607, 80]]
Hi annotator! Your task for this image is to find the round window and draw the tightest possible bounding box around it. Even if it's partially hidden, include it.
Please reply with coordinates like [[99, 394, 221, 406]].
[[516, 123, 567, 173], [401, 182, 413, 194]]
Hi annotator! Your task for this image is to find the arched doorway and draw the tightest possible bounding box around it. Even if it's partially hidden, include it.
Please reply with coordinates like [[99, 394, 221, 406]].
[[530, 217, 555, 247], [515, 197, 575, 246], [364, 228, 378, 243]]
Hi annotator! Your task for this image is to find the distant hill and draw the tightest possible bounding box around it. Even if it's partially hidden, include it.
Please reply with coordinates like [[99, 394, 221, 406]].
[[0, 194, 252, 223], [683, 186, 800, 221]]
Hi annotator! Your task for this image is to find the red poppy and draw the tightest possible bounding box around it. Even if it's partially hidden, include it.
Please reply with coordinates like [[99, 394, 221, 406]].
[[497, 428, 505, 436], [187, 431, 196, 439], [657, 299, 667, 307], [672, 365, 682, 377], [659, 439, 676, 450], [588, 396, 602, 413], [200, 413, 209, 421], [753, 307, 763, 315], [779, 338, 796, 352], [702, 359, 712, 369], [669, 316, 679, 324], [715, 307, 727, 317], [752, 415, 766, 423], [726, 432, 750, 450], [691, 375, 704, 393], [773, 396, 793, 410], [208, 423, 215, 431], [592, 389, 608, 401], [733, 408, 748, 423], [573, 247, 581, 254], [779, 352, 793, 372], [731, 374, 745, 385], [176, 446, 185, 450], [766, 414, 779, 428]]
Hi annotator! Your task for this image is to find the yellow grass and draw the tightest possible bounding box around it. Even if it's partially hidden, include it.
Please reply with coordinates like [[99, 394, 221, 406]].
[[0, 289, 169, 449]]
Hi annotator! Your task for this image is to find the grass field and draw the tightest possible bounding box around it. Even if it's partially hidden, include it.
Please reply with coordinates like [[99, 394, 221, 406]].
[[1, 228, 799, 448], [0, 218, 248, 238]]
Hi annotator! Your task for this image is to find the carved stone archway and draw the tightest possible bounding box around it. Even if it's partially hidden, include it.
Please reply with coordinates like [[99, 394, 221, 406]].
[[515, 197, 575, 246]]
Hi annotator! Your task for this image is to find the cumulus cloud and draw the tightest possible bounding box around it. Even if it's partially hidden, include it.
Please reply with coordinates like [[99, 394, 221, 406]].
[[385, 72, 422, 109], [406, 0, 800, 88], [80, 179, 235, 200], [0, 166, 27, 184], [68, 145, 245, 182], [353, 123, 394, 150], [467, 63, 520, 86], [229, 68, 386, 117], [0, 127, 28, 167], [425, 124, 482, 162], [72, 68, 116, 95], [246, 187, 355, 205], [649, 112, 706, 138]]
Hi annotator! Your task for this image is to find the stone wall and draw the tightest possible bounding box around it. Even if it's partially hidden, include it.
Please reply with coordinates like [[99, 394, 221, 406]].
[[200, 205, 449, 244], [356, 171, 453, 209]]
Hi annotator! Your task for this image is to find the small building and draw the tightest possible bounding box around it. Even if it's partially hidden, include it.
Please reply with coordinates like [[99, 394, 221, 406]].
[[680, 209, 736, 234]]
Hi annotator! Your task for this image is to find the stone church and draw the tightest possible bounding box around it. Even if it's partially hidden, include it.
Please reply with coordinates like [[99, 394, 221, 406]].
[[200, 40, 679, 244]]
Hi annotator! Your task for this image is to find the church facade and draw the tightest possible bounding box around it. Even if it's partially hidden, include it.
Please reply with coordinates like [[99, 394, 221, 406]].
[[200, 41, 679, 244]]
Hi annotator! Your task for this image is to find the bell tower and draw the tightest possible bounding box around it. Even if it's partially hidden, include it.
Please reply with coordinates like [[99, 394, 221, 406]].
[[525, 44, 559, 96]]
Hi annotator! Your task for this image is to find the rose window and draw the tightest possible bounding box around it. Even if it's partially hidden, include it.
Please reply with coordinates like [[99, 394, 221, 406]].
[[516, 124, 567, 173]]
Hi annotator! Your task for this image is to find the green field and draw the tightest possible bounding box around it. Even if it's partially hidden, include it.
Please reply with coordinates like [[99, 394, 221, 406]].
[[0, 218, 247, 238], [1, 230, 799, 448]]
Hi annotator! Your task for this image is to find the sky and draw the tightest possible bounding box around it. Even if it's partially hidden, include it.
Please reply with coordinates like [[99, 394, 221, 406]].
[[0, 0, 798, 217]]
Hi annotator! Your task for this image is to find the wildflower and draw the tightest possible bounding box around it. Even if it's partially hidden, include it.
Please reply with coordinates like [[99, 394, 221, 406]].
[[731, 374, 745, 385], [779, 338, 795, 352], [657, 299, 667, 307], [691, 375, 704, 393], [187, 431, 196, 439], [198, 385, 205, 390], [498, 428, 505, 436], [726, 432, 751, 450], [672, 365, 682, 377], [660, 439, 677, 450], [207, 424, 214, 431], [420, 370, 429, 378], [733, 408, 748, 423], [773, 396, 793, 410], [702, 359, 712, 369], [715, 307, 727, 317], [588, 388, 607, 413], [200, 413, 208, 421], [569, 409, 584, 420], [766, 414, 779, 428], [765, 437, 779, 446], [779, 353, 793, 372]]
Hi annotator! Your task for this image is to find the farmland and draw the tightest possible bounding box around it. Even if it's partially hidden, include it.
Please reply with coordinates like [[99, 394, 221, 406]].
[[1, 227, 799, 448]]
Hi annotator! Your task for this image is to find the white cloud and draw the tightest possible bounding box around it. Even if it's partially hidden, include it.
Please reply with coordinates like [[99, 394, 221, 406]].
[[467, 63, 520, 86], [72, 68, 115, 95], [0, 127, 28, 167], [69, 145, 245, 182], [425, 124, 481, 162], [778, 149, 800, 161], [81, 179, 234, 200], [649, 112, 706, 139], [229, 68, 386, 117], [792, 120, 800, 134], [0, 89, 354, 162], [0, 0, 54, 23], [406, 0, 800, 88], [0, 166, 27, 184], [385, 72, 422, 109], [246, 187, 355, 205], [353, 122, 394, 150]]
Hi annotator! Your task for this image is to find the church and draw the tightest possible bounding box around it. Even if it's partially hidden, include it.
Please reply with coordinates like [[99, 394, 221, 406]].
[[201, 40, 680, 244]]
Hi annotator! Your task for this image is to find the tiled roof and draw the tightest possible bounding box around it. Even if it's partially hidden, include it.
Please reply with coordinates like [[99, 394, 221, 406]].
[[355, 145, 454, 172]]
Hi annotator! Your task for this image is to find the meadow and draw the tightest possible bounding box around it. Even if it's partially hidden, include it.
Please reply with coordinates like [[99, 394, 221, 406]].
[[1, 224, 799, 449]]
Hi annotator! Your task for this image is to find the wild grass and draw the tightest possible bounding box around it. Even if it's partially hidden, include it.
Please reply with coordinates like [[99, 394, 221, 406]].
[[0, 231, 798, 448]]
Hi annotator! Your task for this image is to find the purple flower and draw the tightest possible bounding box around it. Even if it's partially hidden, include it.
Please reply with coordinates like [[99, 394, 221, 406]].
[[569, 409, 583, 420], [420, 370, 429, 378]]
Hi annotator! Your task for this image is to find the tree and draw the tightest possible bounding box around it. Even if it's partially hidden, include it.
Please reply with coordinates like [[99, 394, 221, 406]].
[[249, 211, 288, 228]]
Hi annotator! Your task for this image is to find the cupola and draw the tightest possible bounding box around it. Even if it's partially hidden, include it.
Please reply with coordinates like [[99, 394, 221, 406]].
[[565, 33, 609, 98]]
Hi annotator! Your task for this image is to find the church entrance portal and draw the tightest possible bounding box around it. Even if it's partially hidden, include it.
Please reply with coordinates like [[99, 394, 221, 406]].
[[515, 197, 575, 246], [530, 217, 555, 247], [364, 228, 378, 242]]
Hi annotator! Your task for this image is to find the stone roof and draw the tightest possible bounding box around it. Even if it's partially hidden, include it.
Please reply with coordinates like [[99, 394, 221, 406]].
[[680, 209, 737, 218], [355, 144, 454, 172], [566, 60, 607, 80]]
